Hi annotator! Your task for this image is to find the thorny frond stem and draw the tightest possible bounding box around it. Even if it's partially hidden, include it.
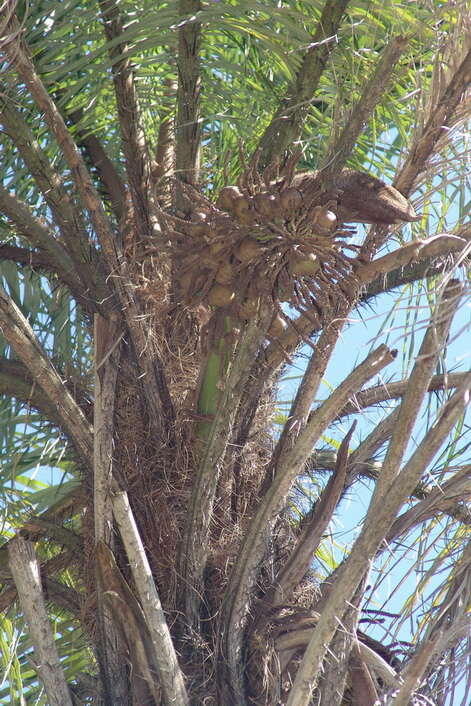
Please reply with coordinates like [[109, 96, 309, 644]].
[[285, 280, 466, 706], [221, 344, 396, 705]]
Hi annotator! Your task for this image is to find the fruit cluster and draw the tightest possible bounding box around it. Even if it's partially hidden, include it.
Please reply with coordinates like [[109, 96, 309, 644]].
[[167, 175, 356, 335]]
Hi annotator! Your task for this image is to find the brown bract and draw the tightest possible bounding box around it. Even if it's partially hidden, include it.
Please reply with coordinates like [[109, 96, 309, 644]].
[[333, 168, 421, 224], [291, 168, 421, 225]]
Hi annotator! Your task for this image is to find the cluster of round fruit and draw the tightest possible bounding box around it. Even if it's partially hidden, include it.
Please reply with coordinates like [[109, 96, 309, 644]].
[[176, 181, 344, 338]]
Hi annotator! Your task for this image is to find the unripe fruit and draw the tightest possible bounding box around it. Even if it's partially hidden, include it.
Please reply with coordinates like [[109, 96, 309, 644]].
[[207, 284, 235, 307], [312, 206, 337, 234], [209, 240, 226, 257], [235, 237, 260, 262], [253, 192, 277, 217], [268, 314, 287, 338], [288, 252, 319, 277], [216, 186, 243, 211], [231, 196, 251, 219], [279, 187, 302, 215], [237, 211, 256, 225]]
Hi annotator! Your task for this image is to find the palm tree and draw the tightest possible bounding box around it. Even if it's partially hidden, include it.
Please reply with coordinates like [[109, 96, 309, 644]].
[[0, 0, 469, 704]]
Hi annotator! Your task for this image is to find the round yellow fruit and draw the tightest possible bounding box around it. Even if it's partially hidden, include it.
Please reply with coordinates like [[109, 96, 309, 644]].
[[288, 252, 319, 277], [279, 187, 302, 214], [268, 314, 287, 338], [216, 185, 243, 211], [253, 192, 277, 217], [235, 237, 260, 262], [232, 196, 252, 221], [207, 284, 235, 307], [312, 206, 337, 233], [209, 240, 226, 257]]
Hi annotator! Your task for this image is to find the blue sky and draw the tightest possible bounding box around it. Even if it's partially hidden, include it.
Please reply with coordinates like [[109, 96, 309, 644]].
[[277, 246, 470, 702]]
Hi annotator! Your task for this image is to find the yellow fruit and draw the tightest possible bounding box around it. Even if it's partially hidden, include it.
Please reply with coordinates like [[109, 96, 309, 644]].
[[253, 192, 277, 217], [238, 211, 256, 225], [235, 237, 260, 262], [268, 314, 287, 338], [232, 196, 255, 224], [209, 240, 226, 257], [288, 252, 319, 277], [312, 206, 337, 234], [207, 284, 235, 307], [279, 187, 303, 215], [216, 186, 243, 211]]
